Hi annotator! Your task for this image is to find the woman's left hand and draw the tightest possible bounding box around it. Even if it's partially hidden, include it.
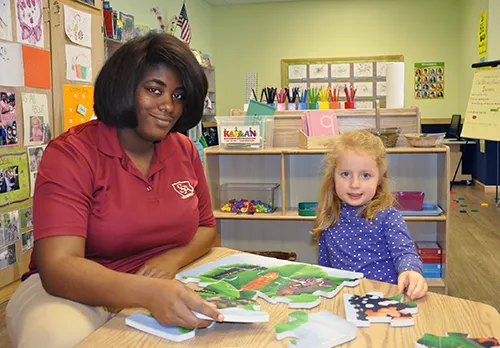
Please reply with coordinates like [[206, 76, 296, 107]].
[[397, 271, 428, 300]]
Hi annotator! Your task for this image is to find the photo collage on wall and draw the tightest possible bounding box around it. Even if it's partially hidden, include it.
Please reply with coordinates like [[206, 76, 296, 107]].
[[414, 62, 444, 99]]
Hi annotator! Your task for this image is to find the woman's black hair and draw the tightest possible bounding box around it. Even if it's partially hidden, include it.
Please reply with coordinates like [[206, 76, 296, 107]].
[[94, 33, 207, 132]]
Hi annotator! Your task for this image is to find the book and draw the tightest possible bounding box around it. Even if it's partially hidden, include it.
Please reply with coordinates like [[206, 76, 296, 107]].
[[416, 242, 442, 255]]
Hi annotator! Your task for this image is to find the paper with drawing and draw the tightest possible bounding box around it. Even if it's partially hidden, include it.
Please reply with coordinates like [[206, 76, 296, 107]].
[[64, 5, 92, 48], [15, 0, 44, 48], [65, 44, 92, 82]]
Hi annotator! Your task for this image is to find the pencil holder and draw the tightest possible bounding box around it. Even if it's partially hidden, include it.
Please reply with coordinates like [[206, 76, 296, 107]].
[[319, 101, 329, 110], [345, 101, 356, 109], [288, 102, 296, 110], [267, 102, 275, 108], [298, 102, 307, 110], [329, 101, 341, 109], [308, 102, 319, 110], [277, 103, 286, 111]]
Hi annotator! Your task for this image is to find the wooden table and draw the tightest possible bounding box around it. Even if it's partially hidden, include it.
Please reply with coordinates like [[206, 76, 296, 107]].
[[78, 248, 500, 348]]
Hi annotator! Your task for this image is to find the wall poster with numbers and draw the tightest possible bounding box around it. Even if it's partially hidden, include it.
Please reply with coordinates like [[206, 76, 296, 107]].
[[281, 55, 403, 109]]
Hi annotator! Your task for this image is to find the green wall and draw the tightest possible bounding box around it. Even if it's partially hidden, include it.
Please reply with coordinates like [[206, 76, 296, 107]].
[[108, 0, 214, 55], [212, 0, 462, 119], [459, 0, 489, 116]]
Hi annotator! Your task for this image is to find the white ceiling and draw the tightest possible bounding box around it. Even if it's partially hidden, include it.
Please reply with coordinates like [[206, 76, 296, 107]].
[[205, 0, 303, 5]]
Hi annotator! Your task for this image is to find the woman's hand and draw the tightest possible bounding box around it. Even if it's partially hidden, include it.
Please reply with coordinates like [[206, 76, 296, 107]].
[[145, 278, 224, 329], [397, 271, 428, 300], [136, 261, 177, 280]]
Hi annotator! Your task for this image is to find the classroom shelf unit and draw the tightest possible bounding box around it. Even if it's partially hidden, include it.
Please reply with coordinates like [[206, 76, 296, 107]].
[[204, 145, 450, 294]]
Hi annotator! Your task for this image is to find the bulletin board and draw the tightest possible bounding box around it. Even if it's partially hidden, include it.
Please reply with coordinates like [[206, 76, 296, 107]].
[[281, 55, 404, 108], [0, 0, 104, 290]]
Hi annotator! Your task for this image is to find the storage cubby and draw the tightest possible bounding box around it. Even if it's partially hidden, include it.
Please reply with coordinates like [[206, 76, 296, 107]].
[[204, 145, 450, 294]]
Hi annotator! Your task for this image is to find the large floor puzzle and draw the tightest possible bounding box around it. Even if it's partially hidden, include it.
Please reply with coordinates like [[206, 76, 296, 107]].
[[416, 332, 500, 348], [275, 310, 357, 348], [344, 292, 418, 327], [177, 253, 363, 309]]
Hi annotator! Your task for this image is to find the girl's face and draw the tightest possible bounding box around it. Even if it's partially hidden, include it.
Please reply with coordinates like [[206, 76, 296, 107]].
[[334, 150, 380, 206], [32, 118, 40, 128]]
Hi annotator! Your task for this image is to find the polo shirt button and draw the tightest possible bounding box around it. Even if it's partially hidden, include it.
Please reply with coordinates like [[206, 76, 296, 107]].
[[146, 185, 153, 192]]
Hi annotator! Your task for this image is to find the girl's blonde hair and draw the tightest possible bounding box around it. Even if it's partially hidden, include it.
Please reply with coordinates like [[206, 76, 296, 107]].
[[312, 130, 393, 240]]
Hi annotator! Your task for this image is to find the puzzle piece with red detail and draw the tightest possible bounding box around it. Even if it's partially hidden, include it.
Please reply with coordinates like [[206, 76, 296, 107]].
[[344, 292, 418, 327]]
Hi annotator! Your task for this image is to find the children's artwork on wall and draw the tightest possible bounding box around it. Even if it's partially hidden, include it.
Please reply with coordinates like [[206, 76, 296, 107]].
[[64, 5, 92, 48], [344, 292, 418, 327], [416, 332, 499, 348], [376, 62, 387, 78], [288, 65, 307, 80], [21, 93, 48, 145], [22, 45, 51, 89], [309, 64, 328, 79], [119, 12, 134, 41], [15, 0, 44, 48], [0, 91, 18, 146], [376, 81, 387, 97], [26, 145, 45, 196], [21, 229, 33, 253], [65, 44, 92, 82], [177, 254, 363, 309], [63, 85, 95, 131], [0, 148, 29, 210], [275, 311, 357, 348], [354, 62, 373, 78], [353, 82, 373, 97], [414, 62, 444, 99], [331, 64, 350, 79], [0, 42, 24, 86], [1, 210, 20, 247], [0, 243, 16, 270], [19, 205, 32, 230], [0, 0, 13, 41]]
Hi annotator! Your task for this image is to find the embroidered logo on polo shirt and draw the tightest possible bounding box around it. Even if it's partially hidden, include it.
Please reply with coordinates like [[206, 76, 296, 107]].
[[172, 181, 194, 199]]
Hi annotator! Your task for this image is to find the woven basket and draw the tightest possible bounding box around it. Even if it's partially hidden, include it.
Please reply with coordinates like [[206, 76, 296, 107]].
[[244, 250, 297, 261], [367, 127, 401, 148]]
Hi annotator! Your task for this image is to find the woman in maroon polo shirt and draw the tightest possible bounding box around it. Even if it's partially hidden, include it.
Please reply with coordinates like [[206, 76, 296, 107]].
[[6, 33, 223, 348]]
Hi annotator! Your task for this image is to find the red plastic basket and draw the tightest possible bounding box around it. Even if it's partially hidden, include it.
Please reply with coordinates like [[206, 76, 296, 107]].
[[393, 191, 425, 211]]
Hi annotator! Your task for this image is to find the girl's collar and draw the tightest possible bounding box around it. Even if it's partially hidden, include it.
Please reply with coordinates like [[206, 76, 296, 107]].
[[340, 201, 365, 218]]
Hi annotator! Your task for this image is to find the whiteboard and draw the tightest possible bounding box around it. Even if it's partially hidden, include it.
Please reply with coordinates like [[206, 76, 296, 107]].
[[461, 68, 500, 141]]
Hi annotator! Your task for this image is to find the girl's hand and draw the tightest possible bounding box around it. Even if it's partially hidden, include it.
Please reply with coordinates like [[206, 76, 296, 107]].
[[144, 278, 224, 329], [397, 271, 428, 300]]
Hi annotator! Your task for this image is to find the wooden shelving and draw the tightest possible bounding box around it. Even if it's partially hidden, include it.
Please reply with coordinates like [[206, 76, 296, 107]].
[[215, 209, 446, 222], [204, 144, 450, 295]]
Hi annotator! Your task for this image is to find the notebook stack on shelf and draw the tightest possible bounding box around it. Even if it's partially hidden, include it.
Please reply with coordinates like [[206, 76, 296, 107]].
[[416, 242, 442, 278]]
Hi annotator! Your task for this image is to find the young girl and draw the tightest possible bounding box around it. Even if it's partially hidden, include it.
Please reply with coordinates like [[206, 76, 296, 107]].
[[29, 116, 43, 142], [313, 130, 427, 300]]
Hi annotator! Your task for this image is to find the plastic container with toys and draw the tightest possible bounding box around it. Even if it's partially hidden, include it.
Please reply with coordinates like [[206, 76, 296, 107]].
[[219, 183, 279, 214], [215, 116, 274, 150]]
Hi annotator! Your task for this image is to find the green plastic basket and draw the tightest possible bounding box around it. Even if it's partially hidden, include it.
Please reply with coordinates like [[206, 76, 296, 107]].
[[298, 202, 318, 216]]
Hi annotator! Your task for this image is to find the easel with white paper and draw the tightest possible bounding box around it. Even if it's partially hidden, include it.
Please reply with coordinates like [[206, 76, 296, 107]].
[[461, 60, 500, 205]]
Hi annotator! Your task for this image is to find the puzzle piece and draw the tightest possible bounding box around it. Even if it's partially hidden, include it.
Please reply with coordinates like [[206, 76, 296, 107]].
[[125, 312, 215, 342], [275, 310, 357, 348], [344, 292, 418, 327], [177, 254, 363, 309], [416, 332, 499, 347], [192, 295, 269, 323]]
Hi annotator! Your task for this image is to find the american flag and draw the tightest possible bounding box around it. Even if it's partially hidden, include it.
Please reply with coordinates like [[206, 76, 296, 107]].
[[177, 3, 192, 45]]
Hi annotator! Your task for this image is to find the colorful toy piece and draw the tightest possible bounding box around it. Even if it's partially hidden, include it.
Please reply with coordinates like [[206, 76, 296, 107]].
[[275, 310, 357, 348], [344, 292, 418, 327], [481, 203, 489, 207], [416, 332, 499, 348]]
